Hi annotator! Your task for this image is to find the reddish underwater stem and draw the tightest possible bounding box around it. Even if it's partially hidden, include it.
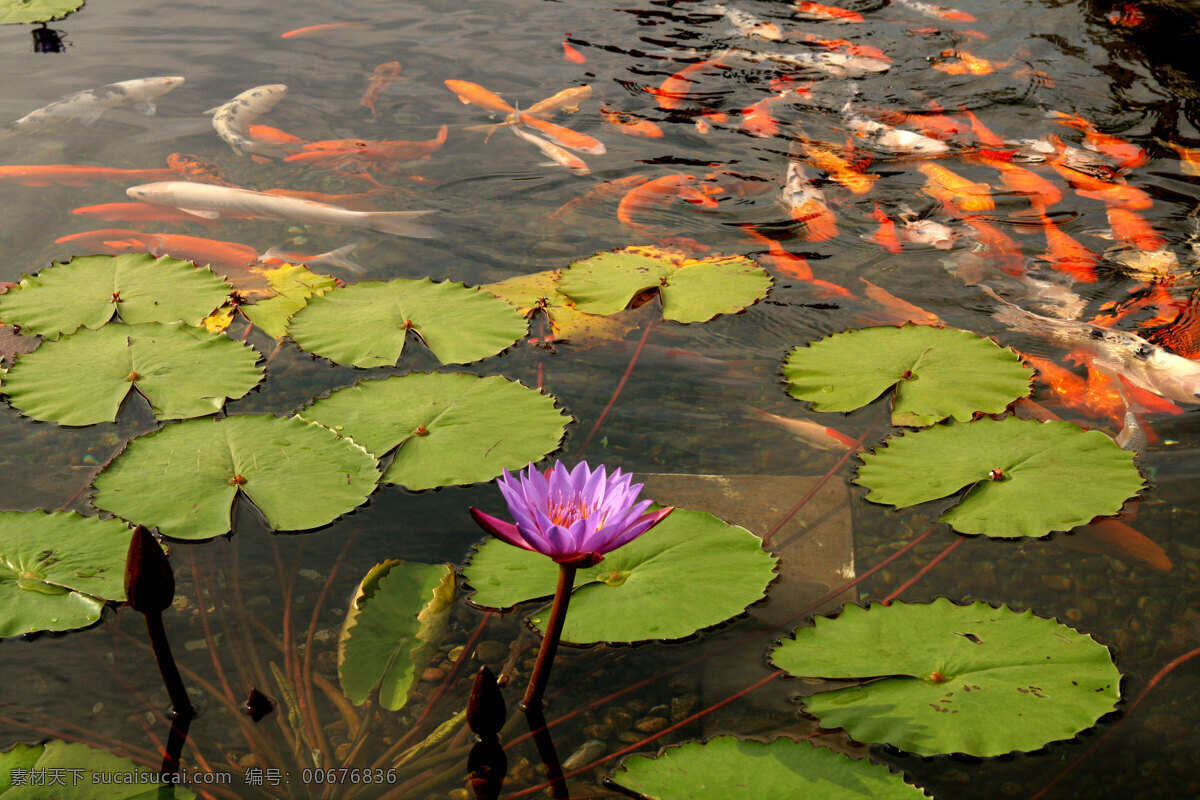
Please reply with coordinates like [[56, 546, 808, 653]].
[[575, 318, 655, 458]]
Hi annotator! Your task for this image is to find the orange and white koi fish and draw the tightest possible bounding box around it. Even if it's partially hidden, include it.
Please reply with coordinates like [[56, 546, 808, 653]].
[[1049, 111, 1147, 170], [868, 203, 902, 253], [600, 106, 663, 138], [726, 46, 889, 76], [876, 103, 970, 141], [860, 278, 942, 325], [284, 125, 448, 169], [745, 407, 857, 450], [841, 101, 949, 155], [208, 85, 303, 159], [794, 139, 876, 194], [918, 162, 993, 211], [792, 33, 888, 60], [793, 2, 863, 23], [509, 125, 590, 175], [782, 160, 838, 242], [72, 202, 226, 226], [647, 57, 726, 111], [0, 164, 177, 186], [694, 109, 728, 134], [0, 76, 185, 136], [893, 203, 959, 249], [709, 4, 785, 40], [1036, 213, 1098, 283], [562, 34, 586, 63], [280, 22, 370, 38], [932, 49, 1003, 75], [360, 61, 401, 115], [893, 0, 975, 23]]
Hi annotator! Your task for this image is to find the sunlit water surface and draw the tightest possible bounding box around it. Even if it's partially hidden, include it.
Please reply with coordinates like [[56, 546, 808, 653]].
[[1, 0, 1199, 797]]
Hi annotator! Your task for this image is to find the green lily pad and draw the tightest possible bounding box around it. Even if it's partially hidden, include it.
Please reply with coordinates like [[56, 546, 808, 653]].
[[299, 372, 571, 490], [856, 417, 1144, 537], [557, 247, 771, 323], [770, 599, 1122, 757], [610, 736, 927, 799], [3, 322, 263, 426], [242, 263, 340, 339], [0, 254, 232, 340], [463, 507, 778, 644], [338, 560, 456, 710], [783, 325, 1033, 427], [0, 511, 131, 637], [288, 278, 528, 368], [0, 740, 195, 799], [481, 269, 636, 343], [92, 414, 381, 540], [0, 0, 82, 24]]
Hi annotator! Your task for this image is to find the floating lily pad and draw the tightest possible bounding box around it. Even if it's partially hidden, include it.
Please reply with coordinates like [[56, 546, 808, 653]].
[[299, 372, 570, 490], [92, 415, 380, 540], [783, 325, 1033, 427], [0, 0, 83, 24], [610, 736, 927, 799], [0, 511, 131, 637], [243, 263, 341, 339], [558, 247, 771, 323], [463, 507, 778, 644], [770, 599, 1122, 757], [339, 560, 456, 710], [0, 740, 195, 799], [288, 278, 527, 368], [3, 322, 263, 426], [0, 254, 232, 340], [856, 417, 1144, 537], [481, 269, 636, 343]]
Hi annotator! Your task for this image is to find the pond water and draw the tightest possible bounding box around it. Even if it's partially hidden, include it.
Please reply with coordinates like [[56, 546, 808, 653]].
[[1, 0, 1199, 797]]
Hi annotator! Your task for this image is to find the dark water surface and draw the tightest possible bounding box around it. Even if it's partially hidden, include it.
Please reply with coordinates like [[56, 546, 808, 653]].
[[1, 0, 1199, 797]]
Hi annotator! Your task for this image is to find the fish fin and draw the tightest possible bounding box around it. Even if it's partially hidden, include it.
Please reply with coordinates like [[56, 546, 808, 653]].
[[364, 210, 439, 238], [132, 101, 157, 116], [180, 207, 222, 220]]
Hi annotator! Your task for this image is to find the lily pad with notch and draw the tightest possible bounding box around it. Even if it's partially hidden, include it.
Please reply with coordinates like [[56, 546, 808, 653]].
[[462, 507, 778, 644], [609, 735, 928, 799], [0, 0, 83, 24], [0, 254, 232, 340], [91, 414, 381, 540], [782, 325, 1033, 427], [557, 246, 771, 324], [855, 417, 1144, 538], [3, 321, 263, 426], [288, 277, 528, 368], [769, 599, 1122, 757], [241, 263, 341, 339], [0, 511, 131, 637], [299, 372, 570, 491], [481, 268, 636, 344], [338, 560, 455, 710]]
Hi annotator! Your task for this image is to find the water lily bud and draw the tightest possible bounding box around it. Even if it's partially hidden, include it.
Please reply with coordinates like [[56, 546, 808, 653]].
[[467, 666, 507, 739], [124, 525, 175, 614], [244, 687, 276, 722]]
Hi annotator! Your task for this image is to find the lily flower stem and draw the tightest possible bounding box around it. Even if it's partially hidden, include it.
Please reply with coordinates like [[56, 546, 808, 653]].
[[142, 609, 195, 772], [523, 564, 577, 711]]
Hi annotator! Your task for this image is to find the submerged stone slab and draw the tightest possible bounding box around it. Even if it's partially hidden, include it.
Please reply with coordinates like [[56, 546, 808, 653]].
[[642, 473, 855, 736]]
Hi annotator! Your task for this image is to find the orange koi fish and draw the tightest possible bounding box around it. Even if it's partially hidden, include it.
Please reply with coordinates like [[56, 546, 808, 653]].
[[72, 202, 226, 227], [860, 278, 941, 325], [1164, 140, 1200, 177], [599, 106, 663, 138], [1036, 214, 1098, 283], [546, 174, 650, 222], [1107, 4, 1147, 27], [976, 158, 1062, 209], [740, 95, 784, 138], [782, 160, 838, 242], [1050, 112, 1147, 170], [1048, 159, 1152, 210], [1024, 353, 1122, 425], [247, 124, 305, 144], [444, 80, 515, 115], [893, 0, 975, 22], [562, 34, 586, 63], [1118, 373, 1184, 416], [919, 163, 993, 211], [360, 61, 401, 115], [56, 229, 262, 270], [524, 86, 593, 118], [280, 22, 371, 39], [617, 174, 709, 232], [794, 140, 877, 194], [956, 108, 1010, 155], [1066, 516, 1171, 571], [516, 112, 605, 155], [0, 164, 177, 187], [793, 2, 863, 23], [793, 33, 888, 60], [868, 203, 902, 253], [933, 50, 1005, 75], [956, 214, 1025, 275], [738, 225, 852, 297], [745, 407, 858, 450], [166, 153, 238, 186], [1107, 207, 1164, 251], [648, 58, 726, 111], [694, 109, 728, 134], [1142, 289, 1200, 359], [284, 125, 448, 168]]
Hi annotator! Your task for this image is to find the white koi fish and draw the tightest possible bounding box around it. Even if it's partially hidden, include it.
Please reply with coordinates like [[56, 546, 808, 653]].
[[840, 101, 950, 155], [0, 76, 185, 136], [509, 125, 591, 175], [207, 84, 303, 158], [891, 0, 976, 23], [982, 284, 1200, 404], [707, 5, 786, 41], [727, 47, 889, 77], [127, 181, 438, 238], [896, 203, 959, 248]]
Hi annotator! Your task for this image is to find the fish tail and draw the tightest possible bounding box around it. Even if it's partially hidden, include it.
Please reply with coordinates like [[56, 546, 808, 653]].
[[364, 209, 440, 238]]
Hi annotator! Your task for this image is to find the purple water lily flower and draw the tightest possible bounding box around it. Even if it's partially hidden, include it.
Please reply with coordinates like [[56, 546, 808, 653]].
[[470, 461, 673, 568]]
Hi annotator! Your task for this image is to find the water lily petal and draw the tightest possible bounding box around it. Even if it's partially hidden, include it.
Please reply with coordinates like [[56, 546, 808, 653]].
[[469, 508, 536, 552], [602, 506, 675, 552]]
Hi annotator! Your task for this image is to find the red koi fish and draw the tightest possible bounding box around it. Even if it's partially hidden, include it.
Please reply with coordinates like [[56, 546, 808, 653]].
[[957, 108, 1011, 158], [166, 153, 238, 186], [281, 22, 370, 38], [0, 164, 176, 187], [648, 58, 726, 111], [868, 203, 902, 253], [247, 124, 305, 145], [794, 2, 863, 23], [360, 61, 401, 115], [740, 94, 784, 138], [1142, 290, 1200, 359], [1050, 112, 1147, 170], [1164, 140, 1200, 177], [600, 106, 663, 138], [562, 34, 586, 64], [1035, 213, 1098, 283], [72, 202, 227, 227], [791, 33, 888, 60], [284, 125, 448, 168], [1048, 159, 1152, 210], [745, 406, 858, 450]]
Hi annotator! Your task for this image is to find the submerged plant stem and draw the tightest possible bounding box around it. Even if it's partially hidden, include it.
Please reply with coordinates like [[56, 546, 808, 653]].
[[523, 564, 578, 711], [575, 318, 655, 458]]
